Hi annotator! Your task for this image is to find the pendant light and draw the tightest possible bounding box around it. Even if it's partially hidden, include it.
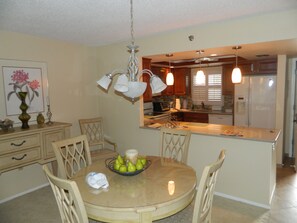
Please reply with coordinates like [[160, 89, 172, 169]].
[[166, 54, 174, 86], [232, 46, 242, 83], [196, 50, 205, 85]]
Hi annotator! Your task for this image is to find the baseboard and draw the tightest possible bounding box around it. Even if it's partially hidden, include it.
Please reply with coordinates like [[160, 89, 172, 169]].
[[0, 183, 49, 204], [214, 191, 271, 209]]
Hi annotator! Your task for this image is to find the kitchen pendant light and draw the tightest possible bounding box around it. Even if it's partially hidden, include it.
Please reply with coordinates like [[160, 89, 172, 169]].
[[232, 46, 242, 84], [166, 54, 174, 86], [96, 0, 167, 103], [196, 50, 205, 85]]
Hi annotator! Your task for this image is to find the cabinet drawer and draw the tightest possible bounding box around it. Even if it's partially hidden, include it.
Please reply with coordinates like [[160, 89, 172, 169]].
[[0, 134, 40, 155], [43, 130, 64, 159], [0, 147, 41, 171]]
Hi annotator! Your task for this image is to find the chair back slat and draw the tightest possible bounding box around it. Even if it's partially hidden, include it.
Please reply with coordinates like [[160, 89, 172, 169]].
[[160, 127, 191, 164], [52, 135, 92, 179]]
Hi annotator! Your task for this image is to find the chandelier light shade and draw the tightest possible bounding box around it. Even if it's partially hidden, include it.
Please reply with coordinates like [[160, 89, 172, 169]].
[[232, 46, 242, 84], [166, 72, 174, 85], [151, 75, 167, 94], [114, 74, 129, 92], [232, 67, 242, 83], [96, 0, 167, 103], [97, 74, 112, 90]]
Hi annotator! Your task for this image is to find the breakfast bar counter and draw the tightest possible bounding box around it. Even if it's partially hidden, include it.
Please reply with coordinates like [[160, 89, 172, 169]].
[[143, 122, 280, 143], [141, 122, 280, 209]]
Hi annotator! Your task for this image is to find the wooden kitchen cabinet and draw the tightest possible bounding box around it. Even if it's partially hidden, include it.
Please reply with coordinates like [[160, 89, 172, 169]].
[[183, 112, 208, 123], [256, 59, 277, 74], [238, 58, 277, 75], [222, 64, 234, 95], [0, 122, 71, 173], [173, 68, 191, 96], [171, 111, 184, 121]]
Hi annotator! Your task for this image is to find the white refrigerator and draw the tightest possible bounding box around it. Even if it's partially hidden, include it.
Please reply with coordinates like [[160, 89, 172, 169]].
[[234, 75, 276, 129]]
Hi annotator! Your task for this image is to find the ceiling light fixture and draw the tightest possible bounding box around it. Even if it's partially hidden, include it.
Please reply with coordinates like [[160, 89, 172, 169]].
[[166, 54, 174, 86], [196, 50, 205, 85], [232, 46, 242, 84], [96, 0, 167, 103]]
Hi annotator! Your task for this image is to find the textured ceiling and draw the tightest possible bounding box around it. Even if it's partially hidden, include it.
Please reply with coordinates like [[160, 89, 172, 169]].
[[0, 0, 297, 46]]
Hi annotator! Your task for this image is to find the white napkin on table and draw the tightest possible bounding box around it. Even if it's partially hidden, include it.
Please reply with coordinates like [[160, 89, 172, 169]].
[[85, 172, 109, 189]]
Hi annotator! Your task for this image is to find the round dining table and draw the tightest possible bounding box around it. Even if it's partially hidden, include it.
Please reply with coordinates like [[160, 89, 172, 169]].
[[71, 156, 197, 223]]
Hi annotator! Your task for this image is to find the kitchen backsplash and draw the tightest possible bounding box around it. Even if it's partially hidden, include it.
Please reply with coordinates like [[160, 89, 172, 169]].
[[152, 95, 233, 112]]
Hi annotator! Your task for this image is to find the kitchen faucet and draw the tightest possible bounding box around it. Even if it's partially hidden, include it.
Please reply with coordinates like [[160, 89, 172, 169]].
[[201, 101, 205, 109]]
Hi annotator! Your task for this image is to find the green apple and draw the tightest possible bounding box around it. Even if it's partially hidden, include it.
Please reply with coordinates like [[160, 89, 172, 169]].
[[119, 165, 127, 173]]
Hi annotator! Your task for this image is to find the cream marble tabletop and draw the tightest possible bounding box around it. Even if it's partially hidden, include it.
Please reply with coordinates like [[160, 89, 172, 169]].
[[71, 156, 197, 223]]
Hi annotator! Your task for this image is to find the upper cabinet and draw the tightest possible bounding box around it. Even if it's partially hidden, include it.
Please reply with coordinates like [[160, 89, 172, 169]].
[[172, 68, 191, 96], [238, 59, 277, 75], [151, 66, 190, 96], [222, 64, 234, 95], [222, 58, 277, 96]]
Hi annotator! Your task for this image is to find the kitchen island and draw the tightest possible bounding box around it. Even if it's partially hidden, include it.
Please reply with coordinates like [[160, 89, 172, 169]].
[[141, 122, 280, 209]]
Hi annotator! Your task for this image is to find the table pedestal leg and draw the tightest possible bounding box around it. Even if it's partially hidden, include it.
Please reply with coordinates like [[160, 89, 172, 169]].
[[137, 207, 156, 223]]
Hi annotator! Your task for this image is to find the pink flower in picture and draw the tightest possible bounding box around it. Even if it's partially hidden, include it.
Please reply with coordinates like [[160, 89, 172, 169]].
[[11, 70, 29, 83], [29, 80, 40, 90], [7, 69, 40, 103]]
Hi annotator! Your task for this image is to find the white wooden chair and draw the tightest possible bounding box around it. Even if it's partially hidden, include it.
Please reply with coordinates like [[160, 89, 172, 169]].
[[192, 149, 226, 223], [52, 135, 92, 179], [42, 165, 89, 223], [159, 127, 191, 164], [79, 117, 118, 162]]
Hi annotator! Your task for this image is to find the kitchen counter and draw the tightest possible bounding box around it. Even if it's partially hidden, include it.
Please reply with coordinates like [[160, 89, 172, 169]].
[[143, 122, 280, 143], [174, 108, 233, 115]]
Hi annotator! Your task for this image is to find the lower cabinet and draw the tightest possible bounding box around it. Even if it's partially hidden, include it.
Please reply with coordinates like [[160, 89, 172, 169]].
[[183, 112, 209, 123], [0, 122, 71, 173], [208, 114, 233, 125]]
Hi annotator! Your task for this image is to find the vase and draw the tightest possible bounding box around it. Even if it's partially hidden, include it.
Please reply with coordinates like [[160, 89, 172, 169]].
[[18, 92, 31, 129], [37, 112, 45, 125]]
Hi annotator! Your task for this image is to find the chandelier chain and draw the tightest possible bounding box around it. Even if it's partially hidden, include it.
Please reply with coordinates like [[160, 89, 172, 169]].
[[130, 0, 134, 45]]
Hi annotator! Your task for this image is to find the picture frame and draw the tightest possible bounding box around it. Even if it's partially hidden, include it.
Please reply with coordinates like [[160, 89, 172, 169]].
[[0, 59, 49, 125]]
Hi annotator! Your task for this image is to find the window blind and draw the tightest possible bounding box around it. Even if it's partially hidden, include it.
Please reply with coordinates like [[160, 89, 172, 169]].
[[191, 67, 223, 105]]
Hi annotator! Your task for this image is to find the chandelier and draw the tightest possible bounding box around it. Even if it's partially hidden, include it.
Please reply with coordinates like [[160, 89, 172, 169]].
[[97, 0, 167, 103]]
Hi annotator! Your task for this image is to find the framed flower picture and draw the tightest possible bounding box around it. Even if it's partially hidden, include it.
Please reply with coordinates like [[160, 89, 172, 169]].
[[0, 59, 48, 124]]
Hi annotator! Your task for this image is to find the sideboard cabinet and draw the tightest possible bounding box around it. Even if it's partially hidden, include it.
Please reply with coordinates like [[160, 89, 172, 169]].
[[0, 122, 71, 173]]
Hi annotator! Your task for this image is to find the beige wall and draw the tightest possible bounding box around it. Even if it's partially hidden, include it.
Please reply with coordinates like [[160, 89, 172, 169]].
[[0, 31, 98, 201], [0, 8, 297, 202]]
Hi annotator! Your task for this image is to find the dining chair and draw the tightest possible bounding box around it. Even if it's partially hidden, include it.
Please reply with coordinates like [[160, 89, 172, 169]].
[[192, 149, 226, 223], [52, 134, 92, 179], [79, 117, 118, 162], [159, 126, 191, 164], [42, 165, 89, 223]]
